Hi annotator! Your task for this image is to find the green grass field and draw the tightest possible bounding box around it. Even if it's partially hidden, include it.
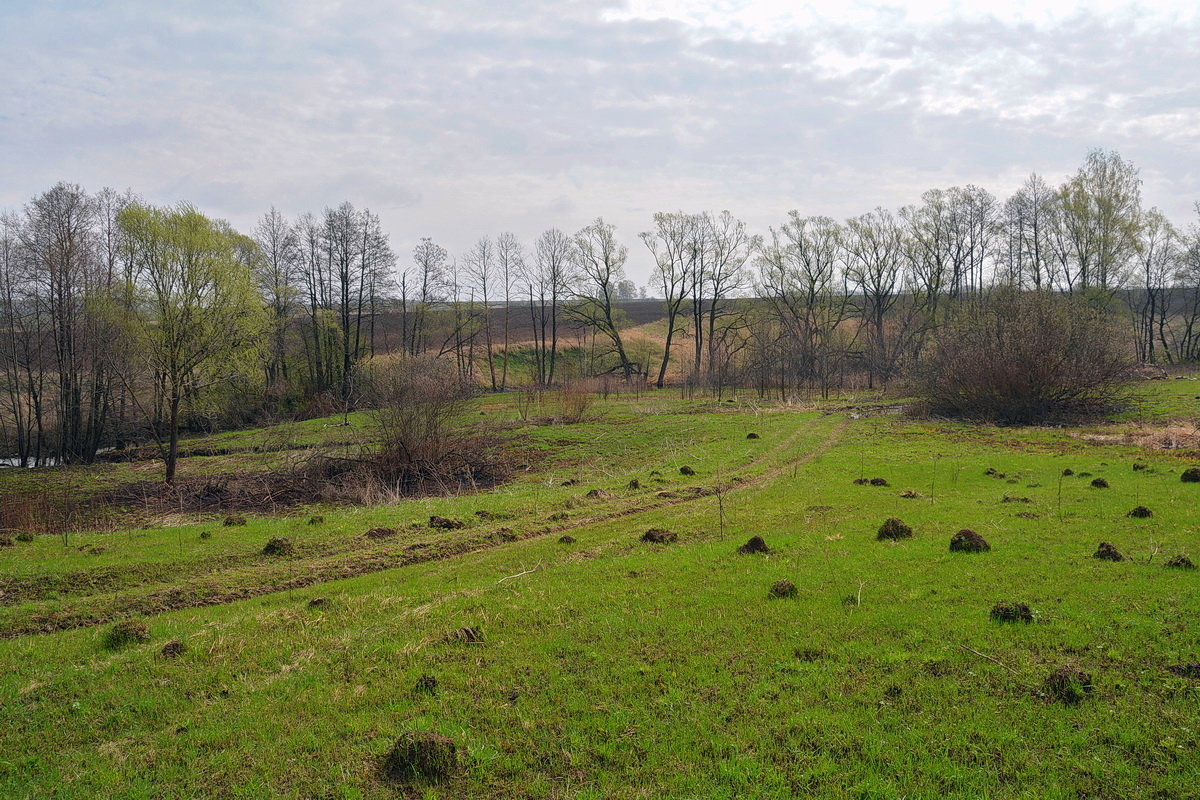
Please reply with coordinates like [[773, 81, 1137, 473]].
[[1, 384, 1199, 799]]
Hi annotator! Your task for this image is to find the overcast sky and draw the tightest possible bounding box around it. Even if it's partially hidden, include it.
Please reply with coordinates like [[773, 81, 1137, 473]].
[[2, 0, 1197, 282]]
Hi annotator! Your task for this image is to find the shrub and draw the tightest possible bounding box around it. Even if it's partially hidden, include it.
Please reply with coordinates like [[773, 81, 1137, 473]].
[[914, 289, 1134, 424], [556, 381, 593, 424]]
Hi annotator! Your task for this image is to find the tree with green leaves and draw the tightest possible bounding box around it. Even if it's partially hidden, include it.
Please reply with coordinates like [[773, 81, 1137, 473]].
[[117, 203, 266, 484]]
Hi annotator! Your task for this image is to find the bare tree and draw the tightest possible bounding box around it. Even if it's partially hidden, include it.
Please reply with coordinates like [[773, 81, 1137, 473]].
[[569, 218, 635, 379], [253, 208, 299, 393], [641, 212, 696, 388], [525, 228, 574, 385], [757, 213, 853, 398], [495, 232, 523, 390]]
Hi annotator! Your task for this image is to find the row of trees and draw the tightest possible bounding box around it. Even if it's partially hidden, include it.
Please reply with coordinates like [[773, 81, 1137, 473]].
[[2, 150, 1199, 472]]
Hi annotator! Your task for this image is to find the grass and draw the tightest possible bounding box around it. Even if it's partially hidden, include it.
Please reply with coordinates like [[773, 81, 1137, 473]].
[[1, 383, 1198, 798]]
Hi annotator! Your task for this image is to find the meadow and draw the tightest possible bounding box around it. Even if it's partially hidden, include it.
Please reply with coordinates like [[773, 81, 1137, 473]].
[[1, 380, 1199, 799]]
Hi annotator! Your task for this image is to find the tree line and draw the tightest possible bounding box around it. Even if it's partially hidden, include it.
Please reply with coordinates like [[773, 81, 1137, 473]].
[[2, 149, 1199, 473]]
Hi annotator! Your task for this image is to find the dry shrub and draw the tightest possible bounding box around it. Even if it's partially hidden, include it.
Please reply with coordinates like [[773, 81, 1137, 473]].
[[325, 356, 513, 496], [914, 289, 1135, 424], [556, 381, 594, 424]]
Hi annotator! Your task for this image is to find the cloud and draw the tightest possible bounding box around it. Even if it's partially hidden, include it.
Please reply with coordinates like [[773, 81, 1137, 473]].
[[1, 0, 1197, 281]]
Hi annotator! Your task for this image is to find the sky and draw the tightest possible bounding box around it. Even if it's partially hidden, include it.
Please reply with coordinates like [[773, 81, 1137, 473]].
[[1, 0, 1198, 282]]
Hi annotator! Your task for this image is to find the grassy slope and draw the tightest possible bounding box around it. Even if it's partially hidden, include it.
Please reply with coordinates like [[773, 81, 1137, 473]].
[[1, 388, 1199, 799]]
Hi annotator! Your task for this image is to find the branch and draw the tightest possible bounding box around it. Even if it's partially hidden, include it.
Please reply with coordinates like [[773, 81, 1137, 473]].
[[497, 563, 541, 584]]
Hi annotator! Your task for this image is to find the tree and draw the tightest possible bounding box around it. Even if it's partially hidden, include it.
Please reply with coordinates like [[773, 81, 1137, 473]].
[[843, 208, 906, 386], [408, 237, 448, 357], [1058, 149, 1143, 293], [463, 236, 498, 390], [569, 218, 635, 379], [253, 208, 299, 394], [641, 212, 696, 388], [117, 203, 266, 484], [756, 213, 853, 398], [1127, 209, 1178, 363], [495, 232, 523, 390], [525, 228, 573, 385]]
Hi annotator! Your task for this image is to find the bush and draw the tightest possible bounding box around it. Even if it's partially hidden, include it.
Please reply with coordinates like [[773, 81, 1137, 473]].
[[914, 289, 1134, 424]]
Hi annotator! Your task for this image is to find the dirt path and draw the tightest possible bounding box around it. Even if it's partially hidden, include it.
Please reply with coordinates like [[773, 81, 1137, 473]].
[[1, 415, 849, 638]]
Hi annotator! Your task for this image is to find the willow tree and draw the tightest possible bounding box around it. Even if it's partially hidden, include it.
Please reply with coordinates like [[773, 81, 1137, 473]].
[[118, 203, 266, 484]]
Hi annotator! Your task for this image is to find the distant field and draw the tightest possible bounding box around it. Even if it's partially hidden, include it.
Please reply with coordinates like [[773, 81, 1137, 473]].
[[1, 381, 1198, 799]]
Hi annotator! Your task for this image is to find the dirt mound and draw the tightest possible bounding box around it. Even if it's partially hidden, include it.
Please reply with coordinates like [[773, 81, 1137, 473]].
[[746, 432, 760, 440], [1045, 666, 1093, 704], [899, 490, 920, 499], [383, 731, 458, 782], [413, 674, 439, 695], [445, 626, 484, 644], [1180, 468, 1200, 483], [557, 535, 576, 544], [1126, 506, 1152, 519], [1014, 511, 1039, 520], [1090, 477, 1109, 488], [679, 466, 695, 476], [199, 531, 212, 540], [737, 536, 770, 554], [1165, 554, 1196, 570], [989, 601, 1032, 623], [852, 478, 869, 485], [261, 537, 294, 556], [585, 489, 611, 499], [641, 528, 677, 544], [655, 491, 680, 499], [877, 518, 913, 541], [628, 479, 641, 490], [429, 516, 464, 530], [869, 477, 889, 487], [1167, 663, 1200, 679], [105, 619, 151, 649], [308, 516, 324, 525], [365, 527, 398, 540], [160, 640, 187, 658], [223, 515, 247, 527], [950, 529, 990, 553], [1092, 542, 1124, 561], [769, 579, 797, 598], [15, 531, 35, 542], [308, 597, 329, 607], [1001, 495, 1032, 504], [560, 478, 579, 486], [1061, 468, 1074, 476]]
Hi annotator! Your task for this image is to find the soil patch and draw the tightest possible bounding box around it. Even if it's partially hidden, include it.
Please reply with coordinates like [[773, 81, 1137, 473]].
[[769, 579, 797, 599], [950, 529, 990, 553], [877, 518, 913, 541], [262, 537, 294, 556], [737, 536, 770, 554], [1093, 542, 1124, 561], [383, 731, 458, 782], [1045, 666, 1093, 704], [989, 601, 1032, 623], [641, 528, 677, 544]]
